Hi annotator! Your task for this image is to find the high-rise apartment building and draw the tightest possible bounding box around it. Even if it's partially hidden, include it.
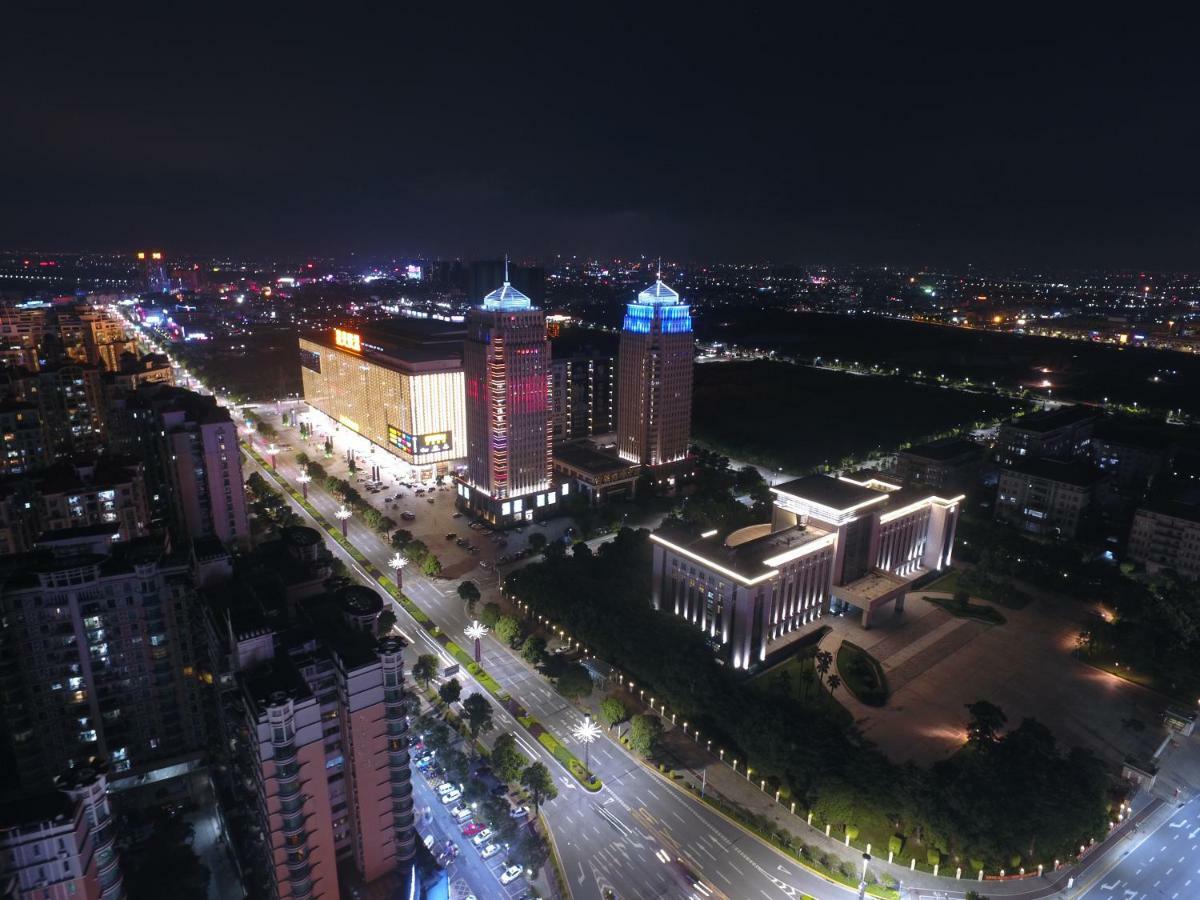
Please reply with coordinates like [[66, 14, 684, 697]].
[[0, 531, 205, 784], [0, 400, 50, 476], [550, 354, 615, 444], [616, 276, 694, 471], [0, 764, 125, 900], [212, 580, 416, 900], [135, 251, 169, 294], [994, 405, 1098, 468], [0, 454, 151, 556], [457, 278, 563, 524], [3, 364, 107, 456]]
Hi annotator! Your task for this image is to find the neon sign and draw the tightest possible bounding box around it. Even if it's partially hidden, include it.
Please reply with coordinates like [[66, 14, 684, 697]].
[[334, 328, 362, 353]]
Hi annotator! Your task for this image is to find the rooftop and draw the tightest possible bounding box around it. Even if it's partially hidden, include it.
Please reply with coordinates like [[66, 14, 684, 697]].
[[900, 437, 984, 462], [1002, 404, 1099, 434], [553, 441, 639, 477], [773, 474, 886, 512], [1003, 457, 1105, 487], [652, 521, 834, 583], [482, 281, 533, 311], [0, 789, 75, 830], [637, 278, 681, 304]]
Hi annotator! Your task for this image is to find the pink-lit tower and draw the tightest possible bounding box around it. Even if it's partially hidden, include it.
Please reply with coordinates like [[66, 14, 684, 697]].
[[457, 268, 560, 524]]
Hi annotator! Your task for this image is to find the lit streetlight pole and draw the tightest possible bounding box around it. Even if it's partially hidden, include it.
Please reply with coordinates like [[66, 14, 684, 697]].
[[267, 442, 279, 470], [388, 553, 407, 590], [296, 471, 311, 500], [335, 505, 352, 537], [465, 620, 488, 664], [572, 714, 602, 773]]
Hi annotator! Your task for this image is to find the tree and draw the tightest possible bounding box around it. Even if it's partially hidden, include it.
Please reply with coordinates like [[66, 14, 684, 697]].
[[425, 722, 452, 754], [403, 539, 429, 563], [528, 532, 548, 553], [412, 654, 437, 690], [495, 614, 522, 647], [826, 673, 842, 696], [628, 713, 662, 757], [965, 700, 1008, 750], [458, 580, 481, 612], [376, 609, 397, 636], [438, 678, 462, 706], [556, 662, 594, 699], [520, 762, 558, 814], [490, 733, 527, 784], [521, 634, 547, 664], [814, 649, 833, 684], [480, 602, 502, 628], [123, 817, 210, 900], [391, 529, 414, 549], [599, 696, 626, 728], [462, 692, 495, 741], [421, 554, 443, 577], [511, 828, 550, 877]]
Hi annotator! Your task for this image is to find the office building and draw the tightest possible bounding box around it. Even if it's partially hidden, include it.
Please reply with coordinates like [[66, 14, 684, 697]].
[[0, 764, 124, 900], [995, 458, 1103, 539], [457, 278, 563, 524], [1091, 421, 1168, 498], [211, 580, 416, 899], [0, 454, 151, 556], [1128, 484, 1200, 580], [299, 321, 466, 475], [895, 437, 983, 494], [552, 440, 641, 505], [0, 401, 50, 476], [550, 354, 615, 444], [0, 531, 205, 784], [135, 251, 169, 294], [994, 404, 1098, 467], [651, 471, 962, 668], [616, 276, 694, 474]]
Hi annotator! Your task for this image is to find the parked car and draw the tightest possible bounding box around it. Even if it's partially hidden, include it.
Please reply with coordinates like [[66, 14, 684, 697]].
[[479, 560, 491, 569], [500, 865, 524, 885], [479, 843, 501, 859], [471, 828, 493, 846], [436, 782, 456, 796], [509, 805, 529, 819], [401, 512, 416, 521], [452, 512, 463, 518], [461, 822, 486, 837], [451, 805, 472, 821], [445, 532, 456, 540], [440, 789, 461, 804]]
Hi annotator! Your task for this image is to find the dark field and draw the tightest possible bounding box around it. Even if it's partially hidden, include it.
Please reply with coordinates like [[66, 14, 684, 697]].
[[699, 310, 1200, 415], [691, 360, 1026, 470]]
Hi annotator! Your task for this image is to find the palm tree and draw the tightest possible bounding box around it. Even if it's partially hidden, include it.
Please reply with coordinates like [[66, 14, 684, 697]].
[[814, 650, 833, 685], [826, 674, 842, 696]]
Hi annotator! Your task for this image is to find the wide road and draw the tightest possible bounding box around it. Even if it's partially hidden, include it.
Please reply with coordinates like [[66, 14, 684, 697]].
[[1078, 796, 1200, 900]]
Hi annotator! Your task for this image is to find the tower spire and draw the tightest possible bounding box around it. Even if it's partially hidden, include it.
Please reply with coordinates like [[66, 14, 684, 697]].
[[656, 256, 662, 282], [504, 253, 510, 285]]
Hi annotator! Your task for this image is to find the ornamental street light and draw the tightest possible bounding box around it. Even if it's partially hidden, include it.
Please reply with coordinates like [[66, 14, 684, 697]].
[[335, 505, 352, 537], [267, 442, 279, 469], [465, 620, 488, 664], [572, 714, 602, 772], [296, 471, 311, 499], [388, 553, 407, 589]]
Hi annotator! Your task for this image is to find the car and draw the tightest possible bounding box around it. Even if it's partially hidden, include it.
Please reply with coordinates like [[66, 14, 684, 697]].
[[401, 512, 416, 521], [471, 828, 493, 846], [440, 789, 461, 804], [479, 560, 491, 569], [452, 512, 463, 518], [427, 498, 435, 504], [445, 532, 456, 540], [423, 834, 435, 850], [436, 782, 456, 796], [509, 805, 529, 819], [451, 805, 472, 821], [461, 822, 486, 837], [500, 865, 524, 885], [479, 843, 500, 859], [455, 538, 468, 547]]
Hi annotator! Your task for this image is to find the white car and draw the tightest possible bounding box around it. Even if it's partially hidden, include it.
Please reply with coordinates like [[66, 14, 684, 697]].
[[436, 782, 456, 796], [471, 828, 493, 846], [440, 789, 461, 804], [509, 805, 529, 819], [451, 804, 471, 821], [500, 865, 523, 885], [479, 843, 500, 859]]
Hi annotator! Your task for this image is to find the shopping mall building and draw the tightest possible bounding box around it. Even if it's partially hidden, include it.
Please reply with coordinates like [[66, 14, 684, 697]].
[[298, 320, 467, 476]]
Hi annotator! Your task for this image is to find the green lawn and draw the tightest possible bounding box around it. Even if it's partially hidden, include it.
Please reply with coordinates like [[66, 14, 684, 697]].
[[924, 595, 1006, 625], [749, 640, 852, 724]]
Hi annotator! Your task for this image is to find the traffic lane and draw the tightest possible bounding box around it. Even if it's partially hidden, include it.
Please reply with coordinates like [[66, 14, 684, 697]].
[[1080, 797, 1200, 900]]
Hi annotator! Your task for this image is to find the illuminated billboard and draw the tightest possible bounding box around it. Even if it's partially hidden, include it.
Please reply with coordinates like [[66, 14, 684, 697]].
[[334, 328, 362, 353], [388, 426, 452, 456]]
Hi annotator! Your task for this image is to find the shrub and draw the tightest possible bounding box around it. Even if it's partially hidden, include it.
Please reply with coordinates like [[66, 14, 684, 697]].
[[844, 825, 858, 841], [1009, 853, 1022, 869], [927, 849, 941, 867], [838, 861, 856, 880], [969, 858, 985, 874], [888, 835, 903, 856]]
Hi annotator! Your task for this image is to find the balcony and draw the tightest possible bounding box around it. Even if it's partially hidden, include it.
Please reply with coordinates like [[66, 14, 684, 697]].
[[388, 748, 409, 768], [390, 781, 412, 800]]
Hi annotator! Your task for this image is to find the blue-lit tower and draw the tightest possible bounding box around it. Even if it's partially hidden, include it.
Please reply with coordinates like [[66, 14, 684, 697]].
[[616, 274, 694, 469]]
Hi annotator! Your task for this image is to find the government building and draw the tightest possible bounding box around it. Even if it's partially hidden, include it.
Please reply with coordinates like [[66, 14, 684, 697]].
[[650, 471, 962, 669], [298, 320, 467, 477]]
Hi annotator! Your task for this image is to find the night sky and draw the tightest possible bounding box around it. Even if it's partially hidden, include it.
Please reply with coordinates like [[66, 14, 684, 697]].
[[4, 6, 1197, 269]]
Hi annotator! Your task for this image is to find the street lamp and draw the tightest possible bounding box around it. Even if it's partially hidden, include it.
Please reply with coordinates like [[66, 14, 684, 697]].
[[572, 714, 602, 773], [857, 853, 872, 900], [296, 471, 311, 499], [335, 505, 352, 537], [388, 553, 407, 589], [465, 620, 488, 664], [267, 442, 279, 470]]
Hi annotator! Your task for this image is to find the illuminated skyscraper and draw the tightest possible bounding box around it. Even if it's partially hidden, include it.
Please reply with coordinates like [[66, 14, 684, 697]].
[[135, 250, 169, 293], [616, 274, 694, 469], [457, 274, 562, 524]]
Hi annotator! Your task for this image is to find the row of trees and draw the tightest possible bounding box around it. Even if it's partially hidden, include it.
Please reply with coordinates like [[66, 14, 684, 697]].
[[295, 454, 398, 536], [389, 529, 443, 577], [245, 471, 302, 535], [503, 527, 1112, 869]]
